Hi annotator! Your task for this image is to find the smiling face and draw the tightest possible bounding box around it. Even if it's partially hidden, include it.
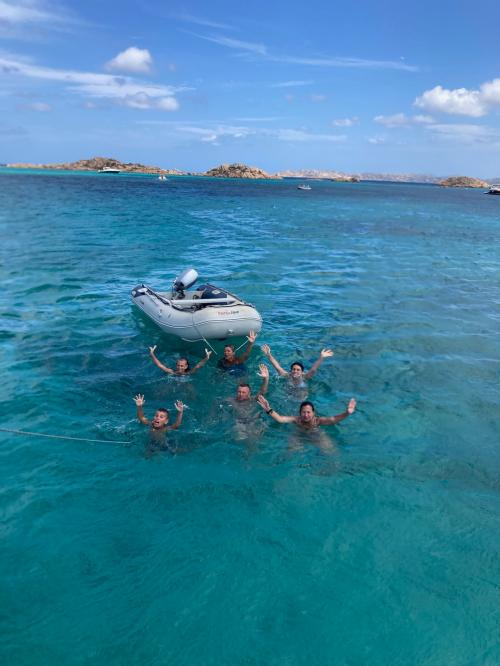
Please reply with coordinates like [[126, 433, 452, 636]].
[[176, 358, 189, 373], [223, 345, 235, 361], [236, 384, 251, 401], [299, 402, 315, 424], [290, 363, 304, 380], [152, 409, 169, 429]]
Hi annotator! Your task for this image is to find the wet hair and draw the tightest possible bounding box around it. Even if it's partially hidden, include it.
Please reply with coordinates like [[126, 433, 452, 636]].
[[290, 361, 304, 371], [157, 408, 169, 417], [224, 344, 235, 351], [299, 401, 315, 414], [238, 383, 251, 390], [177, 357, 191, 371]]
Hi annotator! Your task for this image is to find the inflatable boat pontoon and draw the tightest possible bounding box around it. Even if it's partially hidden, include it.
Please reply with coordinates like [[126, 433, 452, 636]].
[[131, 268, 262, 342]]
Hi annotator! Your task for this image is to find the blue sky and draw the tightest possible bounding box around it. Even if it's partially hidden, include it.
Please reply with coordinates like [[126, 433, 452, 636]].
[[1, 0, 499, 176]]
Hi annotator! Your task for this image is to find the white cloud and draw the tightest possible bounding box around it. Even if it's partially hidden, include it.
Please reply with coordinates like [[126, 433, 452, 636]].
[[414, 85, 486, 117], [425, 123, 500, 145], [368, 136, 386, 144], [25, 101, 51, 111], [176, 124, 254, 144], [0, 0, 81, 38], [311, 94, 327, 102], [270, 80, 313, 88], [479, 78, 500, 105], [186, 32, 267, 55], [156, 97, 179, 111], [106, 47, 153, 74], [142, 121, 347, 145], [174, 13, 234, 30], [270, 54, 418, 72], [374, 112, 434, 128], [271, 128, 346, 143], [0, 0, 72, 26], [0, 0, 53, 24], [332, 117, 359, 127], [188, 31, 418, 71], [0, 55, 184, 111]]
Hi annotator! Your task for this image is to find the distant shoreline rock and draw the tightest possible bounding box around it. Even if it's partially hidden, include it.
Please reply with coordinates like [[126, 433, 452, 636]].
[[439, 176, 490, 188], [4, 158, 498, 185], [203, 163, 277, 179], [277, 169, 359, 182], [6, 156, 183, 175]]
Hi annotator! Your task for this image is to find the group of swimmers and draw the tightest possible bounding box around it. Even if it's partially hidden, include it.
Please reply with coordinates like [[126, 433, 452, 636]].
[[133, 331, 357, 440]]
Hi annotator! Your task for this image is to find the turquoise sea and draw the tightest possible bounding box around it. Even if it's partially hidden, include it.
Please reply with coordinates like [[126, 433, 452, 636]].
[[1, 170, 499, 665]]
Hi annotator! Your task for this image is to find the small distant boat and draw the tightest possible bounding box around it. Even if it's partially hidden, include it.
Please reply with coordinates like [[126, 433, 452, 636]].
[[297, 184, 312, 191], [98, 166, 121, 174], [131, 268, 262, 342], [158, 175, 168, 181], [485, 187, 500, 195]]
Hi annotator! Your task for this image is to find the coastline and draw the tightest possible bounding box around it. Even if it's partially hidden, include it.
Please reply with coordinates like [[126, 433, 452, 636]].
[[2, 158, 499, 186]]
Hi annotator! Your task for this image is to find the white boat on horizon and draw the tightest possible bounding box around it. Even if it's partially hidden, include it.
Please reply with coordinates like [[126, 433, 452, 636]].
[[158, 175, 168, 181], [98, 166, 121, 174], [297, 184, 312, 190], [131, 268, 262, 342], [485, 186, 500, 195]]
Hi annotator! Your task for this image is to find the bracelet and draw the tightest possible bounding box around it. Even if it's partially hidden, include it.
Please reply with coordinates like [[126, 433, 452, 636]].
[[267, 408, 273, 414]]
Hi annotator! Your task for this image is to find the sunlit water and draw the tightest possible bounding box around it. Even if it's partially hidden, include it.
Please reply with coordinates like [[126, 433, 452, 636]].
[[1, 170, 499, 665]]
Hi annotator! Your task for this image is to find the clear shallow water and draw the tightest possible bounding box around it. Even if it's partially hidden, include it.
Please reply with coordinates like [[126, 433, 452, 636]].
[[1, 171, 499, 665]]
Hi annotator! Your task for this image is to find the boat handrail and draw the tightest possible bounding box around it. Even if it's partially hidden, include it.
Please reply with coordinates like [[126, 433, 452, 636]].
[[145, 286, 239, 308], [172, 297, 239, 306]]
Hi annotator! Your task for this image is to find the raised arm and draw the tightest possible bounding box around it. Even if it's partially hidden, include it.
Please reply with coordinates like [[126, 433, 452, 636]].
[[305, 348, 334, 379], [257, 395, 296, 424], [235, 330, 257, 363], [256, 363, 269, 396], [133, 394, 150, 425], [261, 344, 288, 377], [149, 345, 174, 374], [168, 400, 184, 430], [317, 398, 356, 426], [190, 348, 212, 374]]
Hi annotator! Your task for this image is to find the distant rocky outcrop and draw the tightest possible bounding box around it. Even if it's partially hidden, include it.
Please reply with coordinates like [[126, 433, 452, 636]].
[[277, 169, 359, 182], [7, 156, 183, 175], [203, 163, 277, 179], [439, 176, 490, 188]]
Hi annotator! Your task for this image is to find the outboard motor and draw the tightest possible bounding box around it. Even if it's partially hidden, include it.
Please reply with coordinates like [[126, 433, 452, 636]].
[[172, 268, 198, 298]]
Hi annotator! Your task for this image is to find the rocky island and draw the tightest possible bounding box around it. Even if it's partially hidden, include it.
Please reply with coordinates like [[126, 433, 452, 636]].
[[439, 176, 490, 188], [6, 156, 183, 176], [277, 169, 359, 182], [203, 163, 277, 179]]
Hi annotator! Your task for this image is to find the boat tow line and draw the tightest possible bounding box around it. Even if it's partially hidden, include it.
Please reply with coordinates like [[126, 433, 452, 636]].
[[0, 427, 130, 445], [190, 312, 218, 355]]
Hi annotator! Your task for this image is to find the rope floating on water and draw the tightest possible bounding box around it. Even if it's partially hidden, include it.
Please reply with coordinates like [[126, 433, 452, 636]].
[[0, 427, 130, 445]]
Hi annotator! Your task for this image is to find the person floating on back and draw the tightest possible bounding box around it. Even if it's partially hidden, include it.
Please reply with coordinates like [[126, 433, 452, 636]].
[[133, 394, 184, 431], [148, 346, 212, 375], [261, 344, 333, 387], [217, 330, 257, 373], [257, 395, 356, 430]]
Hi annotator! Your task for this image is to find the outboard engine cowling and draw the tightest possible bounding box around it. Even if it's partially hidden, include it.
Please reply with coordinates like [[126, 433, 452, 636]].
[[173, 268, 198, 294]]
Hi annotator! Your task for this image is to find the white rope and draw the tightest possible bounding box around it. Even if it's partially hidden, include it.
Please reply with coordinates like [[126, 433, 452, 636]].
[[190, 311, 218, 355], [0, 427, 130, 445]]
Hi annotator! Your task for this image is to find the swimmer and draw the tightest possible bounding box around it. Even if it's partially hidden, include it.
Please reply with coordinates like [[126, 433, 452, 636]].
[[261, 345, 333, 386], [149, 346, 212, 375], [257, 395, 356, 430], [230, 363, 269, 404], [227, 364, 269, 441], [217, 330, 257, 372], [133, 394, 184, 431]]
